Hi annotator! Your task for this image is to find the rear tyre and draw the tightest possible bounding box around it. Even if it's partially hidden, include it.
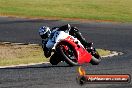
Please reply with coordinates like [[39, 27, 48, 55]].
[[90, 48, 101, 65], [56, 42, 78, 66]]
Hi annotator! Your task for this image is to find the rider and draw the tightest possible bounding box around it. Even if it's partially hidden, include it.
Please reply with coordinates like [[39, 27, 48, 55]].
[[39, 24, 93, 58]]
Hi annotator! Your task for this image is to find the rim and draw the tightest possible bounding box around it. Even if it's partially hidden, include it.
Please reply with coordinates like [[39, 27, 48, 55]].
[[61, 45, 77, 63]]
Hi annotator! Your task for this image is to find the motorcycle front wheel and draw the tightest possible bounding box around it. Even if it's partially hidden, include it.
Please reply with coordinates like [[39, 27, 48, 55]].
[[56, 42, 78, 66]]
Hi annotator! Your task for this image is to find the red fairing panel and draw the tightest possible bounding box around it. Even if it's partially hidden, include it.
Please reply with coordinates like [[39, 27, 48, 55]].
[[64, 36, 92, 64], [75, 46, 92, 64]]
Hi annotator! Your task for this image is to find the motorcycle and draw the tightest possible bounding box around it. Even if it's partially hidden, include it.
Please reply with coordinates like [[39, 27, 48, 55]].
[[44, 30, 101, 66]]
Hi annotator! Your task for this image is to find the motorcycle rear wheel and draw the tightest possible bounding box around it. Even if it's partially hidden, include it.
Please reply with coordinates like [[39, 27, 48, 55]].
[[90, 48, 101, 65]]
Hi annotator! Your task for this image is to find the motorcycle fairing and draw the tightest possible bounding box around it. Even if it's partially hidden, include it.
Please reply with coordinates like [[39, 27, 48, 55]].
[[64, 36, 92, 64]]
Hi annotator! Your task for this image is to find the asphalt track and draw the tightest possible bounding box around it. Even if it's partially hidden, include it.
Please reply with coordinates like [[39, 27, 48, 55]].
[[0, 17, 132, 88]]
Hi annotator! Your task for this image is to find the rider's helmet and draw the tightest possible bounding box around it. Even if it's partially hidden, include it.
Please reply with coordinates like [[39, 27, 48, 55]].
[[39, 26, 51, 39]]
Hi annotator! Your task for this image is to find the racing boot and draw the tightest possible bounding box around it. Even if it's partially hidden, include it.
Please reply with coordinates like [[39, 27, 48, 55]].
[[42, 42, 51, 58], [43, 47, 51, 58]]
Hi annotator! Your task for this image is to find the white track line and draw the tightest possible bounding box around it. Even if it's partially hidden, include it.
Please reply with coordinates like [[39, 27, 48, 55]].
[[101, 51, 123, 58], [0, 62, 50, 68]]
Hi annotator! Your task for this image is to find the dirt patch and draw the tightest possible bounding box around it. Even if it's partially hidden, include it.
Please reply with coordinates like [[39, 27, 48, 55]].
[[0, 14, 120, 23]]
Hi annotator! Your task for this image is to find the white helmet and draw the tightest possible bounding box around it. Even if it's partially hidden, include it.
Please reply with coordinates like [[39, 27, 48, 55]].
[[39, 26, 51, 39]]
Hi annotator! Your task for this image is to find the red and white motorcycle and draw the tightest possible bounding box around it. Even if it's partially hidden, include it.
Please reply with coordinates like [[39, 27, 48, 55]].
[[45, 30, 101, 66]]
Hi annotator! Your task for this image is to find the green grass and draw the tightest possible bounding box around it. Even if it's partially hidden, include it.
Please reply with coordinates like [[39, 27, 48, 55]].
[[0, 43, 111, 66], [0, 0, 132, 22]]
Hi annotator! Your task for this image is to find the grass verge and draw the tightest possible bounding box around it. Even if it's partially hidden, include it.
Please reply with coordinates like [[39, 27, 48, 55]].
[[0, 43, 48, 66], [0, 43, 111, 66], [0, 0, 132, 22]]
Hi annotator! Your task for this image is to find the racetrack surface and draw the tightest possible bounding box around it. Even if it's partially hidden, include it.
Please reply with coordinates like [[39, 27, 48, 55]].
[[0, 17, 132, 88]]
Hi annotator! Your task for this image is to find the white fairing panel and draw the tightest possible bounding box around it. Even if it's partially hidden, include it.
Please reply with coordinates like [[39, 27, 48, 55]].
[[46, 31, 69, 49], [46, 30, 84, 50]]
